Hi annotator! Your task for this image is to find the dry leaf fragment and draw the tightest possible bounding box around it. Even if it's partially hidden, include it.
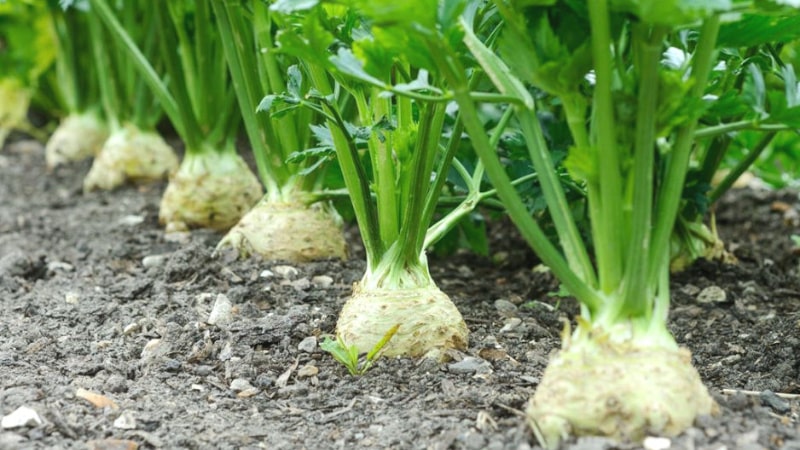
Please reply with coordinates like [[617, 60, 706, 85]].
[[76, 388, 119, 410], [86, 439, 138, 450]]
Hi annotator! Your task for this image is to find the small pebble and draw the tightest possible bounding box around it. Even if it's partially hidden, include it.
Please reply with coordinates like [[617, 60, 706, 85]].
[[259, 270, 274, 279], [123, 322, 140, 336], [643, 436, 671, 450], [47, 261, 74, 272], [113, 412, 137, 430], [164, 232, 190, 244], [272, 265, 299, 280], [65, 292, 79, 304], [1, 406, 42, 429], [311, 275, 334, 288], [500, 317, 522, 333], [697, 285, 726, 304], [142, 254, 168, 268], [291, 278, 311, 290], [208, 294, 233, 326], [230, 378, 254, 392], [140, 338, 166, 362], [448, 357, 493, 375], [297, 336, 318, 353], [220, 267, 243, 284], [118, 215, 145, 226], [760, 389, 791, 414], [297, 364, 319, 378], [494, 299, 518, 318]]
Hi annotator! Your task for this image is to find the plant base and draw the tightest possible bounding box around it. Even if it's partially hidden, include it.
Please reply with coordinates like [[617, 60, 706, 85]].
[[336, 284, 468, 359], [83, 125, 178, 191], [527, 340, 718, 449], [158, 152, 262, 231], [215, 199, 347, 261], [45, 113, 108, 169]]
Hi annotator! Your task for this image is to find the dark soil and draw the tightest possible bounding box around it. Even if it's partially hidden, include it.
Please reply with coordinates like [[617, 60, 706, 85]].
[[1, 138, 799, 450]]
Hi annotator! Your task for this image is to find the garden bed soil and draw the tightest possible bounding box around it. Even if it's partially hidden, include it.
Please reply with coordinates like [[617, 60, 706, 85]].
[[1, 138, 799, 450]]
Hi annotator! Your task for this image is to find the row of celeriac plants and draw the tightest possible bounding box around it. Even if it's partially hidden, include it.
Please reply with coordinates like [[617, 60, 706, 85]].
[[3, 0, 800, 447]]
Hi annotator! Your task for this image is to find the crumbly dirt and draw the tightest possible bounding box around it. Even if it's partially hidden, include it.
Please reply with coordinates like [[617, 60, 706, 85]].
[[1, 139, 798, 450]]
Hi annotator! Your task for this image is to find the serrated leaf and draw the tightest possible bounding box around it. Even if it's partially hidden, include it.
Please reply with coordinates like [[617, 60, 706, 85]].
[[256, 94, 300, 118], [563, 145, 595, 183], [330, 47, 390, 88], [718, 14, 800, 47], [286, 146, 336, 164]]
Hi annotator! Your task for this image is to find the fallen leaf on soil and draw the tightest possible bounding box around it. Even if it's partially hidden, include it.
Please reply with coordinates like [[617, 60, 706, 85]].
[[771, 201, 792, 213], [86, 439, 138, 450], [477, 348, 508, 361], [76, 388, 119, 410]]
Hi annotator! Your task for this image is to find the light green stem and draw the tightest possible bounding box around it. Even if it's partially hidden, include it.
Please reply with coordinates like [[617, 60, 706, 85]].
[[587, 0, 623, 294]]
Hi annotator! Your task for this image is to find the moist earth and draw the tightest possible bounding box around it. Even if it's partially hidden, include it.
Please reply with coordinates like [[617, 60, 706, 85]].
[[1, 139, 799, 450]]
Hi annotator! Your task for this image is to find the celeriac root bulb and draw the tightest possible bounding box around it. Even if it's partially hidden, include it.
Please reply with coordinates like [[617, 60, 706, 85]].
[[83, 124, 178, 191], [216, 199, 347, 261], [527, 335, 718, 449], [159, 151, 262, 232], [336, 284, 468, 359], [46, 113, 108, 169]]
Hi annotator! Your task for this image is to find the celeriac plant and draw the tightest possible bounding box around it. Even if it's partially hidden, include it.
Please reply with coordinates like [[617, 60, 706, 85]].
[[42, 1, 108, 169], [412, 0, 799, 446], [79, 0, 178, 191], [269, 0, 518, 358], [210, 0, 347, 261], [670, 18, 800, 270], [335, 0, 784, 446], [89, 0, 261, 231]]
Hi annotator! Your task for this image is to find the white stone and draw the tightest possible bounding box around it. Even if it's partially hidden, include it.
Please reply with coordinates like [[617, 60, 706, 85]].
[[113, 411, 137, 430], [697, 285, 726, 304], [230, 378, 254, 392], [64, 292, 79, 304], [297, 336, 318, 353], [207, 294, 233, 326], [142, 254, 168, 268], [47, 261, 74, 272], [272, 265, 299, 280], [311, 275, 334, 288], [1, 406, 43, 429], [643, 436, 671, 450], [118, 215, 145, 226]]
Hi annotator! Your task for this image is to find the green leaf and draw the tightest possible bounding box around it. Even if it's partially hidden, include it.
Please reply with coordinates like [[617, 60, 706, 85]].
[[365, 324, 400, 361], [286, 146, 336, 164], [610, 0, 732, 26], [330, 48, 389, 88], [563, 145, 595, 183], [718, 14, 800, 47], [256, 94, 301, 118]]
